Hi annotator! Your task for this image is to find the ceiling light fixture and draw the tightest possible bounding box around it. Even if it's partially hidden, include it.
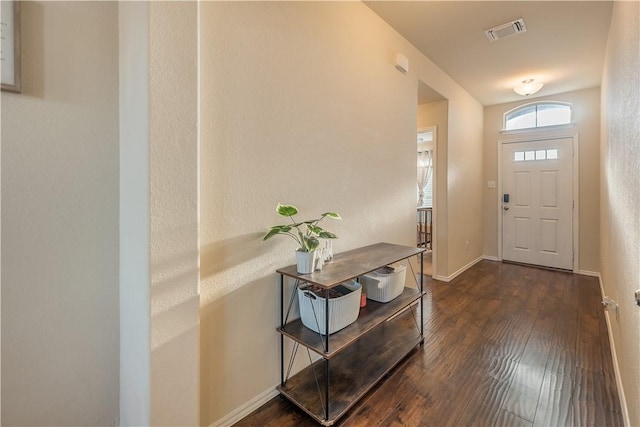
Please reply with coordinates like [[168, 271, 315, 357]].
[[514, 79, 543, 96]]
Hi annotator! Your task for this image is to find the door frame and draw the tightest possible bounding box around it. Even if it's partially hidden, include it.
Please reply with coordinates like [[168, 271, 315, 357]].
[[417, 126, 436, 278], [497, 128, 579, 272]]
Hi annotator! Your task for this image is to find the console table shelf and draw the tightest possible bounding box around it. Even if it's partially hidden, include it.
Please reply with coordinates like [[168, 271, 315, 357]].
[[276, 242, 425, 426], [278, 308, 421, 425], [278, 288, 424, 358]]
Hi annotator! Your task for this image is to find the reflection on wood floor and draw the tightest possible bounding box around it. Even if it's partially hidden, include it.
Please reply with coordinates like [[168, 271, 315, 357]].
[[234, 261, 624, 427]]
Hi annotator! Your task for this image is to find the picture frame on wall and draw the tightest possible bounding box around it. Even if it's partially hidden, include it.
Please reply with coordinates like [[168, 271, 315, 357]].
[[1, 0, 21, 93]]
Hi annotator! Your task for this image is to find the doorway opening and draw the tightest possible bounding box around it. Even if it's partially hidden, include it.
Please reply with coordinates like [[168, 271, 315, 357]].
[[414, 80, 446, 279], [416, 127, 434, 276]]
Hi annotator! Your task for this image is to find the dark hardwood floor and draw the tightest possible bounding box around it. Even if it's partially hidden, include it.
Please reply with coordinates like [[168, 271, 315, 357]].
[[234, 260, 623, 427]]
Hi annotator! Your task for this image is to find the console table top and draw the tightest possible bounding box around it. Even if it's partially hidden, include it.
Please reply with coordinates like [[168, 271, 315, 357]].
[[276, 242, 424, 287]]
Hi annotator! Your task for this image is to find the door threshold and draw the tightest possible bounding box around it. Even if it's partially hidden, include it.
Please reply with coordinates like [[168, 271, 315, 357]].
[[501, 260, 573, 274]]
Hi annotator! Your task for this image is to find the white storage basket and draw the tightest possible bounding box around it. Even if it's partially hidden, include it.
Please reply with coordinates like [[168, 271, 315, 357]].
[[360, 264, 407, 303], [298, 280, 361, 335]]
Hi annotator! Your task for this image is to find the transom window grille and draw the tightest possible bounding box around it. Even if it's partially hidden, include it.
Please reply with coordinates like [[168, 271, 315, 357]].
[[514, 148, 558, 162], [504, 102, 571, 131]]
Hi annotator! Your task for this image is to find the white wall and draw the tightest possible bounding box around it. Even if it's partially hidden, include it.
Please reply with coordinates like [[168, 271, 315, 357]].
[[119, 2, 150, 425], [445, 97, 484, 278], [600, 1, 640, 424], [119, 2, 200, 425], [199, 2, 483, 424], [148, 2, 199, 425], [1, 2, 200, 425], [1, 2, 119, 425], [483, 88, 602, 273]]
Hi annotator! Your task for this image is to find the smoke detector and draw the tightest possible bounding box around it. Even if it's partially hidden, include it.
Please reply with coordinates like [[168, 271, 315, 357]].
[[484, 18, 527, 42]]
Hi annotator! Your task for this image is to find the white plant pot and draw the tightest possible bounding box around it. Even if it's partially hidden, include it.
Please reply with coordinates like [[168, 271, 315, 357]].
[[296, 250, 316, 274]]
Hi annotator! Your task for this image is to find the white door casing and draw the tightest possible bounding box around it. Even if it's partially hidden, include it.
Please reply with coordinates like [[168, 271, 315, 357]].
[[417, 126, 437, 278], [501, 138, 574, 270]]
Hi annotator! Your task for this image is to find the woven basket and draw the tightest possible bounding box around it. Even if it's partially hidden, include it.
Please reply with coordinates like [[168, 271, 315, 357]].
[[360, 264, 407, 303], [298, 280, 361, 335]]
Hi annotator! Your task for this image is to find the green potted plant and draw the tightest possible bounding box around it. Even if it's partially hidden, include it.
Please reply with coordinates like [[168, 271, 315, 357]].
[[264, 203, 341, 274]]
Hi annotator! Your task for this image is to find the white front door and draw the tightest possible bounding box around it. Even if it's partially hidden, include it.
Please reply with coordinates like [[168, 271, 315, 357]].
[[501, 138, 573, 270]]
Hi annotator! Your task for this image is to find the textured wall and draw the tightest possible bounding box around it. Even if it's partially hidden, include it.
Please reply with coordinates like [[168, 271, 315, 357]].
[[148, 2, 200, 425], [199, 2, 483, 424], [199, 4, 415, 423], [600, 1, 640, 424], [446, 97, 484, 278], [1, 2, 119, 425], [119, 2, 200, 425], [483, 88, 602, 273]]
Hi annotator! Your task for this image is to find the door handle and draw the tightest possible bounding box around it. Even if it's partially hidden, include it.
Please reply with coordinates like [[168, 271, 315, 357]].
[[503, 206, 509, 211]]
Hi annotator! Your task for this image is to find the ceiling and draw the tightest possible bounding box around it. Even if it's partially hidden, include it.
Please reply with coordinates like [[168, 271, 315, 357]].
[[365, 1, 614, 106]]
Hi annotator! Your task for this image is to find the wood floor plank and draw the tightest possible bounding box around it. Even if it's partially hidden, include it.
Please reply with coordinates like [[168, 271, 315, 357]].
[[233, 261, 624, 427], [341, 367, 416, 426], [550, 275, 579, 353], [485, 354, 520, 383], [598, 325, 624, 417], [455, 375, 512, 426], [494, 410, 533, 427], [378, 393, 432, 427], [545, 345, 576, 375], [532, 370, 573, 427], [502, 363, 546, 422], [572, 366, 624, 427], [502, 331, 552, 422], [575, 314, 604, 371]]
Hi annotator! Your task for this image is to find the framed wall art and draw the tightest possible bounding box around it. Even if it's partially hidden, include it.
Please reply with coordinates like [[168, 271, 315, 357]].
[[1, 0, 21, 93]]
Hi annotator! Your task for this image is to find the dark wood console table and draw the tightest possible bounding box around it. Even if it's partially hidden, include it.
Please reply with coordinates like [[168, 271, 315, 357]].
[[276, 242, 425, 425]]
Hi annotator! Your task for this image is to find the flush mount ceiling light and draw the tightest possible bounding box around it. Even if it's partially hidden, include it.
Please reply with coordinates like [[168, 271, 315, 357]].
[[514, 79, 544, 96]]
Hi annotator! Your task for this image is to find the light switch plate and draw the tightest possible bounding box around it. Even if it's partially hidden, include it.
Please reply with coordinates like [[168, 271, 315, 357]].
[[488, 181, 496, 188]]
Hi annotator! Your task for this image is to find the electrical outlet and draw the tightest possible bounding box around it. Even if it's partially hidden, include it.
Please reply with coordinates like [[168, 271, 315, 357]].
[[602, 296, 619, 320]]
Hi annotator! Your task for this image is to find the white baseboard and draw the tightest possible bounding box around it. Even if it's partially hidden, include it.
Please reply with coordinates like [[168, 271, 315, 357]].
[[433, 255, 484, 283], [578, 269, 600, 277], [209, 387, 279, 427], [598, 275, 631, 427], [483, 255, 500, 261]]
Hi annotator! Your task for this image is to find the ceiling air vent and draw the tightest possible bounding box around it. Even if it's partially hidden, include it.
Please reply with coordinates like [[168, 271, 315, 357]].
[[484, 18, 527, 42]]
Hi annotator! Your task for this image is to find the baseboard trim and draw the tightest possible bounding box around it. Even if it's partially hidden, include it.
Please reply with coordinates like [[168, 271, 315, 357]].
[[209, 387, 279, 427], [483, 255, 500, 261], [578, 269, 600, 277], [598, 275, 631, 427], [433, 255, 484, 283]]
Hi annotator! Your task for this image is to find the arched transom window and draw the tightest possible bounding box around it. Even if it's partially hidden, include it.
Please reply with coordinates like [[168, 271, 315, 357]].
[[504, 102, 572, 131]]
